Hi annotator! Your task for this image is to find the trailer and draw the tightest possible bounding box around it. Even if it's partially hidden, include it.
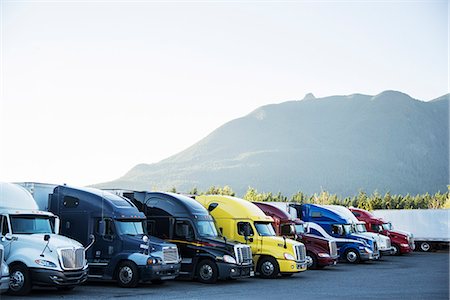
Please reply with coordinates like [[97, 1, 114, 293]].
[[373, 209, 449, 252]]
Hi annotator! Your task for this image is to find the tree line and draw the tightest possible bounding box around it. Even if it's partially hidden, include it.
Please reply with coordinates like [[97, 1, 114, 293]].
[[168, 185, 450, 210]]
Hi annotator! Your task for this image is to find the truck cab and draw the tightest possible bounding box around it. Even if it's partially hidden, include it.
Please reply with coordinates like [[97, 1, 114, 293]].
[[111, 191, 254, 283], [290, 203, 380, 263], [0, 182, 88, 295], [20, 183, 181, 288], [195, 195, 307, 279], [324, 205, 394, 256], [349, 207, 414, 255], [253, 202, 338, 269]]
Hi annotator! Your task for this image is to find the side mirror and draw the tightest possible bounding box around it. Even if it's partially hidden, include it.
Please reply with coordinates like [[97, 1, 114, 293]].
[[142, 235, 149, 243], [4, 233, 13, 241], [44, 234, 50, 241], [98, 221, 106, 236]]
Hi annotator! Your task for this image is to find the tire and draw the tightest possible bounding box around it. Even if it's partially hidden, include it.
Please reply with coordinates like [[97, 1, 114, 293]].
[[8, 264, 32, 296], [392, 244, 402, 256], [344, 249, 360, 264], [419, 242, 431, 252], [257, 256, 280, 279], [307, 253, 318, 270], [196, 259, 218, 284], [116, 261, 139, 288]]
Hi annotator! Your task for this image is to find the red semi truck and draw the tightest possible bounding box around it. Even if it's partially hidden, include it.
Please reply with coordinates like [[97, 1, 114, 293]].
[[349, 207, 414, 255], [253, 202, 338, 269]]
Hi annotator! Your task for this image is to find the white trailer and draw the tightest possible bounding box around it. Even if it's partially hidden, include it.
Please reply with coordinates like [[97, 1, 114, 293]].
[[373, 209, 450, 252], [0, 182, 89, 295]]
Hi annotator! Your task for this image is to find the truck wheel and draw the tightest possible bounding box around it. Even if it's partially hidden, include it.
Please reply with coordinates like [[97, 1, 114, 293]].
[[116, 261, 139, 288], [196, 259, 218, 284], [419, 242, 431, 252], [257, 256, 280, 279], [392, 244, 401, 256], [307, 253, 318, 269], [8, 264, 32, 296], [344, 249, 360, 264]]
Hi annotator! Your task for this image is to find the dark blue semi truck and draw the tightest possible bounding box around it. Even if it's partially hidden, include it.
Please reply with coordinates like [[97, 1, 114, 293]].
[[108, 190, 254, 284], [289, 203, 379, 263], [19, 183, 181, 287]]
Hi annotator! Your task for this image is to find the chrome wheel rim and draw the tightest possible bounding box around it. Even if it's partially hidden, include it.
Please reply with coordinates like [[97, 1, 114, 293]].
[[261, 261, 275, 276], [119, 266, 133, 285], [421, 243, 430, 252], [10, 270, 25, 291], [199, 264, 213, 281], [347, 251, 357, 263], [306, 255, 313, 268]]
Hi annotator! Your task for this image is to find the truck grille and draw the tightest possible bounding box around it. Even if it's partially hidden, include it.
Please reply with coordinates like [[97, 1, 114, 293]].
[[60, 248, 85, 270], [294, 244, 306, 262], [409, 236, 415, 250], [386, 238, 391, 249], [329, 241, 338, 257], [234, 245, 252, 265], [162, 246, 179, 264]]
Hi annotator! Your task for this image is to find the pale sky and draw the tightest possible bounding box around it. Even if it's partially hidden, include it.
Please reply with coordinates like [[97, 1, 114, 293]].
[[0, 0, 448, 186]]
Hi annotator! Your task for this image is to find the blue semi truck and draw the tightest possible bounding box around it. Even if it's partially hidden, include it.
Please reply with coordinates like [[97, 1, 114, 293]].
[[19, 183, 181, 287], [289, 203, 379, 263]]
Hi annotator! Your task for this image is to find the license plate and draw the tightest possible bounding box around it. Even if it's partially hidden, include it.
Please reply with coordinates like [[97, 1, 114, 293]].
[[250, 271, 255, 277]]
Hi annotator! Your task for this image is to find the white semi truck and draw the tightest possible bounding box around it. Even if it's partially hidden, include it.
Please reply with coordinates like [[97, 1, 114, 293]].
[[0, 182, 89, 295], [373, 209, 450, 252]]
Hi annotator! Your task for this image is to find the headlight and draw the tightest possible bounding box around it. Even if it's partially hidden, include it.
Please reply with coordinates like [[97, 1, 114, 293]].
[[364, 247, 373, 254], [284, 253, 295, 261], [317, 253, 330, 258], [223, 255, 237, 264], [400, 243, 409, 247], [147, 258, 158, 265], [35, 259, 57, 268]]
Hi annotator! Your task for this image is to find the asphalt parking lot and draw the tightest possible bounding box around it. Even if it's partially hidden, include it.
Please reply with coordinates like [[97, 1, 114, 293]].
[[2, 251, 449, 300]]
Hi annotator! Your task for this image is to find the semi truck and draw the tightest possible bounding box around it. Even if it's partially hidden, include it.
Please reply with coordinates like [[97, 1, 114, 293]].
[[323, 205, 394, 256], [109, 190, 254, 283], [0, 245, 10, 293], [19, 182, 181, 287], [289, 203, 380, 263], [253, 202, 338, 269], [195, 195, 308, 278], [349, 207, 414, 255], [0, 182, 88, 295], [372, 209, 448, 252]]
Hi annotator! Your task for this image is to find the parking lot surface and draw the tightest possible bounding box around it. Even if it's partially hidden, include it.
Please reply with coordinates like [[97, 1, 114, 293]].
[[2, 251, 448, 300]]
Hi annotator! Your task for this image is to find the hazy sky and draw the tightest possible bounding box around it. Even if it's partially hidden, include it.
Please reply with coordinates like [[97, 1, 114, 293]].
[[0, 0, 448, 186]]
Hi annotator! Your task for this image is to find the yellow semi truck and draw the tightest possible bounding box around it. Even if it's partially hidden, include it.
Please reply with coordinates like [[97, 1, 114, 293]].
[[195, 195, 308, 278]]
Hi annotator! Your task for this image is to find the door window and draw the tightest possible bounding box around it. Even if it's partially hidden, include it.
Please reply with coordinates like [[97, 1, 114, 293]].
[[1, 216, 9, 236], [174, 220, 195, 240], [237, 222, 254, 236]]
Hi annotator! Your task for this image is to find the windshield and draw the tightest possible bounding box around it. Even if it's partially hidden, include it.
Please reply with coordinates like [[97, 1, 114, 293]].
[[295, 224, 305, 234], [355, 224, 367, 233], [116, 220, 145, 236], [255, 222, 276, 236], [196, 220, 219, 237], [382, 223, 393, 230], [10, 216, 54, 234]]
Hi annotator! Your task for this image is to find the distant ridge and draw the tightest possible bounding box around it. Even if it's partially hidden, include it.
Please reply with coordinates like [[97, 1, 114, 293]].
[[94, 91, 449, 196]]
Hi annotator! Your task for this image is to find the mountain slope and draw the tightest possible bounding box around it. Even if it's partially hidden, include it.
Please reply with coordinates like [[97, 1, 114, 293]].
[[94, 91, 449, 196]]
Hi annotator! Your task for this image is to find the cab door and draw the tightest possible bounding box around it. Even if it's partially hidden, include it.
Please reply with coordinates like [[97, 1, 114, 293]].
[[236, 221, 261, 254]]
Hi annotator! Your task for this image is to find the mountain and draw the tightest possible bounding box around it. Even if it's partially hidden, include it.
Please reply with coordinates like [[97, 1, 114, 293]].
[[94, 91, 449, 196]]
